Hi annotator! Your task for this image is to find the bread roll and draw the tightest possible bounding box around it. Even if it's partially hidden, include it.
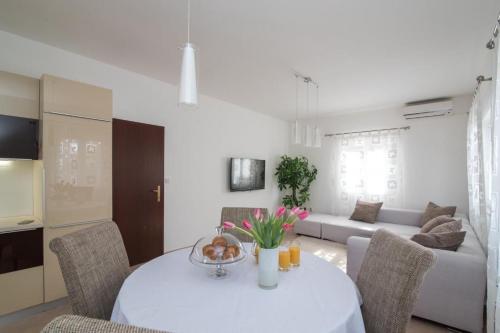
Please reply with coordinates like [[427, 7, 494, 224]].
[[212, 236, 228, 248]]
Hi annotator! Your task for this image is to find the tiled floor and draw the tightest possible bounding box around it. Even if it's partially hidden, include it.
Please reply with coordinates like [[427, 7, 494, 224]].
[[0, 235, 460, 333]]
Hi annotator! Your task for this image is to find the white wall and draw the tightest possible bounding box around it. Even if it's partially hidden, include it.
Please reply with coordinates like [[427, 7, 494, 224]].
[[0, 161, 33, 218], [291, 95, 471, 214], [0, 30, 289, 251]]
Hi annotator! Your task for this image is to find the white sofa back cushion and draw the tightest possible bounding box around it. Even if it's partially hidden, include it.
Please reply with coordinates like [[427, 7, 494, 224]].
[[376, 208, 423, 226]]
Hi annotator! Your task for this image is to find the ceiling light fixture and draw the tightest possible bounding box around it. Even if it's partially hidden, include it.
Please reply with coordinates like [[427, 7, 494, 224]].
[[293, 72, 320, 148], [178, 0, 198, 107]]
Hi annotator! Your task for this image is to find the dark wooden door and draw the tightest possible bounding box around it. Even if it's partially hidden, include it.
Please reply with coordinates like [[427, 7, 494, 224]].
[[113, 118, 164, 266]]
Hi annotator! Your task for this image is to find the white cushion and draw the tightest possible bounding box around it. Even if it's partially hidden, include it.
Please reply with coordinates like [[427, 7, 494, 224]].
[[376, 207, 423, 226], [314, 214, 420, 243], [294, 218, 321, 238]]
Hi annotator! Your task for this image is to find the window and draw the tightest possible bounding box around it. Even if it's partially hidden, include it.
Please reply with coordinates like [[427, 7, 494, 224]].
[[333, 131, 404, 215]]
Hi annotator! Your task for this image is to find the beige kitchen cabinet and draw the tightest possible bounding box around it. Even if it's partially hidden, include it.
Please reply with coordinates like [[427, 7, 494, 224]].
[[41, 74, 112, 121], [42, 112, 112, 227], [43, 222, 103, 302], [0, 266, 44, 315], [0, 71, 39, 119], [41, 74, 113, 303]]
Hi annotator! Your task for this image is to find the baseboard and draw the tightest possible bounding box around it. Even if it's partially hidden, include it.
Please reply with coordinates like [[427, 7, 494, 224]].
[[0, 297, 68, 327]]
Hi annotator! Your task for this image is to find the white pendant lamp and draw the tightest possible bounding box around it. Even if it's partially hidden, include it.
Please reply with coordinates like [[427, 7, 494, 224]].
[[304, 80, 312, 147], [313, 126, 321, 148], [305, 125, 313, 147], [292, 75, 302, 144], [293, 120, 301, 144], [313, 85, 322, 148], [179, 0, 198, 107]]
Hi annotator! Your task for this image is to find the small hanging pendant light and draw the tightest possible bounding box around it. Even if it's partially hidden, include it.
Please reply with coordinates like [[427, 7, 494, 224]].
[[292, 75, 302, 144], [293, 120, 301, 144], [313, 85, 322, 148], [305, 124, 313, 147], [179, 0, 198, 107], [313, 126, 321, 148], [304, 80, 313, 147]]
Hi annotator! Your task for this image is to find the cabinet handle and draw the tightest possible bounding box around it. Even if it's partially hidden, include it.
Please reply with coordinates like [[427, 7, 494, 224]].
[[152, 185, 161, 203]]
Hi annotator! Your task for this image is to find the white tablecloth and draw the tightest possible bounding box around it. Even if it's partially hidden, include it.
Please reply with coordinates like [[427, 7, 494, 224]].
[[111, 244, 365, 333]]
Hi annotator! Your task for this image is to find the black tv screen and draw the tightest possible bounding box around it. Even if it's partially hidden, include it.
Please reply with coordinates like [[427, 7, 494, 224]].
[[230, 158, 265, 191]]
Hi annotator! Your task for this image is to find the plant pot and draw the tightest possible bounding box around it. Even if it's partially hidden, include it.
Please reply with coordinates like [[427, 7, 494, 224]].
[[258, 247, 279, 289]]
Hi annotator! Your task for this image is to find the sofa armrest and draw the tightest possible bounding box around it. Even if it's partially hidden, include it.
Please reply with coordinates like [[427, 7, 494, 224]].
[[347, 236, 486, 283], [346, 236, 486, 333], [346, 236, 370, 282]]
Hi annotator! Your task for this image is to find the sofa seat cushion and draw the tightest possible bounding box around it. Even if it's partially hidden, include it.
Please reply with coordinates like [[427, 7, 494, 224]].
[[294, 218, 322, 238], [306, 214, 420, 244]]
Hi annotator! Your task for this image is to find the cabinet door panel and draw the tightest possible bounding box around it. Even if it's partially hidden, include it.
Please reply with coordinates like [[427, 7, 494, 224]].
[[0, 266, 43, 315], [0, 71, 39, 119], [43, 113, 112, 226], [44, 223, 102, 302], [0, 228, 43, 274], [41, 74, 112, 121]]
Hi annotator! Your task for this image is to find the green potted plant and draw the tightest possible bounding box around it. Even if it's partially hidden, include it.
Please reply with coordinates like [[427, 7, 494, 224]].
[[275, 155, 318, 209]]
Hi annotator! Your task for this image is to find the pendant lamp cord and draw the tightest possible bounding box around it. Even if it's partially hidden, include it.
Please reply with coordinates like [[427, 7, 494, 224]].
[[306, 80, 310, 117], [295, 75, 299, 120], [187, 0, 191, 44]]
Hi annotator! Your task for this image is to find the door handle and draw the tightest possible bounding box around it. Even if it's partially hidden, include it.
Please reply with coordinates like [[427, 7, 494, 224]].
[[151, 185, 161, 203]]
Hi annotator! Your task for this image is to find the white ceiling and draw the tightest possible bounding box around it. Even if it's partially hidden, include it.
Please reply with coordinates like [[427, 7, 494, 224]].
[[0, 0, 497, 119]]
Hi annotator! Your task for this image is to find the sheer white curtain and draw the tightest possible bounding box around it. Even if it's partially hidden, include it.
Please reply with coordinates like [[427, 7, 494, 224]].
[[467, 80, 492, 250], [332, 130, 405, 215], [487, 41, 500, 333]]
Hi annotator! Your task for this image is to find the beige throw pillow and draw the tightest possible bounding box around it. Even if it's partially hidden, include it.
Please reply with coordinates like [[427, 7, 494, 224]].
[[430, 219, 462, 233], [420, 215, 455, 233], [411, 229, 466, 251], [420, 202, 456, 226], [350, 200, 383, 223]]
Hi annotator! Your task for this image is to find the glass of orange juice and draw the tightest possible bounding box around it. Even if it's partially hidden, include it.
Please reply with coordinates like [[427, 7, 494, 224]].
[[289, 240, 301, 267], [279, 247, 291, 271], [252, 241, 260, 264]]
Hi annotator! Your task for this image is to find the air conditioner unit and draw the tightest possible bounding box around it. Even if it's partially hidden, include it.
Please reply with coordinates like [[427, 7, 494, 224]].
[[402, 98, 453, 120]]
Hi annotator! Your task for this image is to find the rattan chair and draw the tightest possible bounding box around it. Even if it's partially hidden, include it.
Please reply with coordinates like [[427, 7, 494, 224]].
[[356, 229, 437, 333], [220, 207, 268, 242], [41, 315, 168, 333], [49, 222, 131, 320]]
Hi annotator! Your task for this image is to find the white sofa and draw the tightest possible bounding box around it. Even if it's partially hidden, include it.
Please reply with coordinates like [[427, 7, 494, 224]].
[[294, 208, 486, 333]]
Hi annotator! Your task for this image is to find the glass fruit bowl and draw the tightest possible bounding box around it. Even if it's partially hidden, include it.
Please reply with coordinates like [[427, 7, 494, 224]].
[[189, 226, 247, 278]]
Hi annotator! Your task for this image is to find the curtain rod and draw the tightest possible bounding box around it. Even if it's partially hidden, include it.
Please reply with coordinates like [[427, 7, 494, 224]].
[[486, 11, 500, 49], [474, 75, 493, 97], [324, 126, 410, 137]]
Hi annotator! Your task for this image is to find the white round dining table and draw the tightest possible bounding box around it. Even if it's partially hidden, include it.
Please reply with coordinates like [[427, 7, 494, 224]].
[[111, 244, 365, 333]]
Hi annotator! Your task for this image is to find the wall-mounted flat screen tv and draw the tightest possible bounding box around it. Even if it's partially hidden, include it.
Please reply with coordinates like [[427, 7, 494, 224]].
[[230, 158, 265, 191]]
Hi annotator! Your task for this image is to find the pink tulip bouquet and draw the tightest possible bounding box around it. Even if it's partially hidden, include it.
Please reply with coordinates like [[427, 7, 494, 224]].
[[223, 207, 309, 249]]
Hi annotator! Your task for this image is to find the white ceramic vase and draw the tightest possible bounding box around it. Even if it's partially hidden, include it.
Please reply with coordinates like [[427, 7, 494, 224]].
[[258, 247, 279, 289]]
